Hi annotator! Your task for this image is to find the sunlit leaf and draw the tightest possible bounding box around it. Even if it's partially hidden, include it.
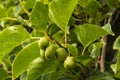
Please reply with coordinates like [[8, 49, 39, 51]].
[[30, 0, 48, 32], [88, 42, 103, 58], [0, 4, 7, 19], [68, 43, 79, 57], [25, 0, 36, 10], [12, 41, 40, 79], [27, 58, 58, 80], [102, 24, 114, 36], [113, 36, 120, 50], [75, 24, 109, 48], [49, 0, 77, 32], [0, 26, 31, 60]]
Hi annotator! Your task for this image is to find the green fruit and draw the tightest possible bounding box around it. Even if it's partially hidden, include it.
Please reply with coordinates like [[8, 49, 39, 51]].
[[40, 49, 45, 58], [56, 48, 67, 62], [38, 37, 49, 50], [64, 56, 75, 69], [45, 45, 58, 60]]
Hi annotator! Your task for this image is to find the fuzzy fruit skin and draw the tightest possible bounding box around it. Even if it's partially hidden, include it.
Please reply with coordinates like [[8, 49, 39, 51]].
[[56, 48, 67, 62], [64, 56, 75, 69], [38, 37, 49, 50], [45, 45, 58, 60]]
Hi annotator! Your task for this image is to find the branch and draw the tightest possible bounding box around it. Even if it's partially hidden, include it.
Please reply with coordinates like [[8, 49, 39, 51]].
[[111, 8, 120, 26], [45, 33, 67, 50], [99, 8, 115, 72], [100, 36, 107, 72]]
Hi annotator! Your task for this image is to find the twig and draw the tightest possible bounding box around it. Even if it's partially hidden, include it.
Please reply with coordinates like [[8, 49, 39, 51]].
[[19, 0, 30, 16], [0, 17, 17, 21], [95, 57, 99, 69], [0, 17, 30, 22], [81, 48, 86, 55], [100, 36, 107, 72], [65, 31, 68, 48]]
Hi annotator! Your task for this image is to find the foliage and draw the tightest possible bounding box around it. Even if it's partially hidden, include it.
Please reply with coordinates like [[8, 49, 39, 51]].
[[0, 0, 120, 80]]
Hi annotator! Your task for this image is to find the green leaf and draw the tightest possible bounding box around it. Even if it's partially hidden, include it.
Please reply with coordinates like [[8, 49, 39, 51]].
[[9, 45, 22, 55], [68, 17, 75, 26], [88, 12, 102, 24], [102, 24, 114, 36], [69, 28, 78, 43], [13, 4, 22, 16], [41, 73, 51, 80], [0, 26, 31, 60], [20, 72, 27, 80], [48, 24, 60, 35], [31, 29, 44, 37], [111, 51, 120, 78], [30, 1, 48, 32], [107, 0, 120, 8], [12, 41, 40, 79], [78, 0, 88, 8], [49, 0, 77, 32], [113, 36, 120, 50], [111, 64, 117, 74], [15, 15, 29, 26], [25, 0, 36, 10], [5, 0, 17, 9], [58, 74, 74, 80], [49, 70, 64, 80], [68, 43, 79, 57], [49, 63, 65, 80], [76, 55, 94, 66], [6, 7, 14, 17], [52, 30, 64, 42], [88, 42, 103, 58], [0, 4, 7, 19], [74, 24, 109, 48], [0, 68, 9, 80], [90, 69, 115, 80], [27, 58, 58, 80], [85, 0, 100, 16]]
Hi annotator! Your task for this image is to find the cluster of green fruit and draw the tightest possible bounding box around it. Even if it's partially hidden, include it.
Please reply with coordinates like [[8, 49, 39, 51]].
[[38, 37, 76, 69]]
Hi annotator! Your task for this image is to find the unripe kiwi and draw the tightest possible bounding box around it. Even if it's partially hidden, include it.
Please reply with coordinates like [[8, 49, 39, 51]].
[[38, 37, 49, 50], [64, 56, 75, 69], [56, 48, 67, 62], [45, 45, 58, 60]]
